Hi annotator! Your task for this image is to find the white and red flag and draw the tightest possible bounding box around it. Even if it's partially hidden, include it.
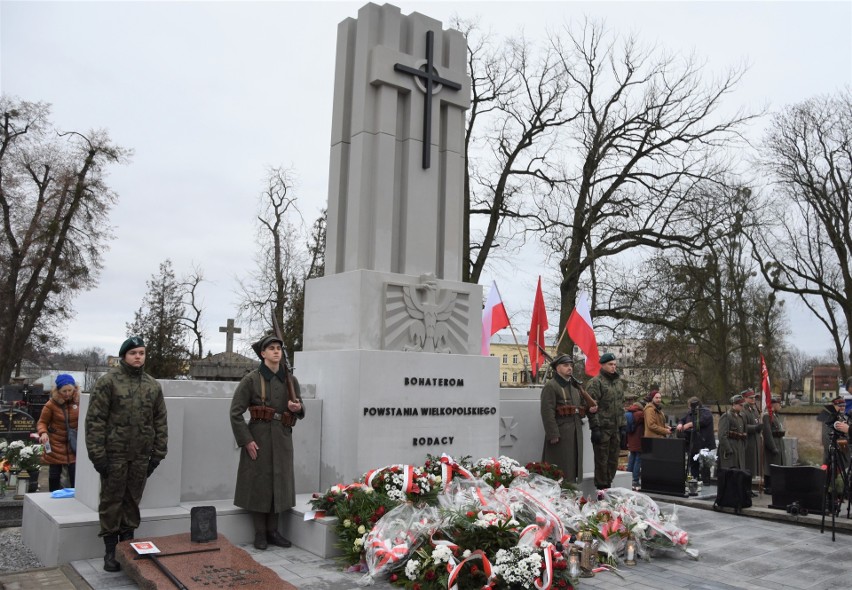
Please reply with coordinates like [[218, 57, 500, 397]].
[[527, 277, 549, 378], [481, 281, 511, 355], [566, 291, 601, 376], [760, 353, 772, 418]]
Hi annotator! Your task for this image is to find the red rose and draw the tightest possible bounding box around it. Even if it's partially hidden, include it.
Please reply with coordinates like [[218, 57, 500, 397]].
[[389, 574, 398, 582], [466, 511, 475, 518], [354, 516, 362, 524], [555, 560, 567, 570], [425, 570, 436, 581], [413, 584, 422, 590], [376, 506, 386, 516]]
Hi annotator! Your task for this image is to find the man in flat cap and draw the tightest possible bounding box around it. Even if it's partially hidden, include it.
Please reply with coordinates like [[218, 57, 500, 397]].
[[540, 354, 596, 484], [86, 336, 168, 572], [761, 396, 785, 493], [586, 351, 626, 489], [230, 334, 304, 550], [717, 394, 747, 470], [740, 389, 761, 495]]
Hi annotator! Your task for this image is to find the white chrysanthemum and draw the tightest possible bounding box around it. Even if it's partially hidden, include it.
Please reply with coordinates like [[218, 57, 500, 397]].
[[405, 559, 421, 580], [10, 440, 24, 449], [330, 485, 341, 493], [357, 525, 366, 534], [462, 549, 471, 558], [431, 544, 454, 564], [343, 519, 351, 528]]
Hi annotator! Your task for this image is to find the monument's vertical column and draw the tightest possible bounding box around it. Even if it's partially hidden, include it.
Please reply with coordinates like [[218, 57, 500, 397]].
[[300, 2, 497, 491]]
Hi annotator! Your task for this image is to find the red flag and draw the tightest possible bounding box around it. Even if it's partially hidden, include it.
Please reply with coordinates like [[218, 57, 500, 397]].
[[527, 277, 549, 378], [481, 281, 511, 355], [566, 291, 600, 376], [761, 354, 772, 418]]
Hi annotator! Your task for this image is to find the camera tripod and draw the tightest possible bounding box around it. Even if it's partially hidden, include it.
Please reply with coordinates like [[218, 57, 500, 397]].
[[820, 430, 852, 541]]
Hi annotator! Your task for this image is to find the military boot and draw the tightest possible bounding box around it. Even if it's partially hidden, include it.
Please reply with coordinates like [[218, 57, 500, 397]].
[[118, 530, 135, 542], [103, 534, 121, 572]]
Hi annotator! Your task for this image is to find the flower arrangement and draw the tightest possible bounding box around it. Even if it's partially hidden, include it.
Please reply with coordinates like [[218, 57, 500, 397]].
[[0, 438, 7, 459], [312, 455, 697, 589], [693, 448, 717, 472], [1, 439, 41, 470], [471, 456, 528, 489], [524, 461, 578, 491]]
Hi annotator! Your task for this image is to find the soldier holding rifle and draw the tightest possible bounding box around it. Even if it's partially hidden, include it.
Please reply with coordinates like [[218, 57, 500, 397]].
[[230, 332, 304, 550]]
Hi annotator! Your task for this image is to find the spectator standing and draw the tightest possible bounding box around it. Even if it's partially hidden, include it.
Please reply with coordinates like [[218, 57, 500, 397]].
[[37, 374, 80, 491], [676, 396, 716, 481], [624, 393, 645, 491], [643, 391, 671, 438]]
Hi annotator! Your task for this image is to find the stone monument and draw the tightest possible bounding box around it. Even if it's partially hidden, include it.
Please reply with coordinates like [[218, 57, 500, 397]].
[[297, 2, 500, 490], [188, 319, 255, 381]]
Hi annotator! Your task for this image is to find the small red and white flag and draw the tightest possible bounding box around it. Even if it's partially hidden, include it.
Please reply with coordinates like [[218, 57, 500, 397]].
[[760, 354, 772, 419], [481, 281, 511, 355], [566, 291, 601, 376]]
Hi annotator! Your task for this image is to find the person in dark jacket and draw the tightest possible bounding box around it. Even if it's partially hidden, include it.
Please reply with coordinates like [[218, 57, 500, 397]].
[[37, 374, 80, 491], [85, 336, 168, 572], [624, 393, 645, 490], [230, 334, 304, 550], [676, 396, 716, 481], [762, 396, 786, 493]]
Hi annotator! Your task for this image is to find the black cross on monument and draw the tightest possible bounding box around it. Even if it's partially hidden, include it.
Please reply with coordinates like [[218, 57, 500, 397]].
[[219, 319, 241, 354], [393, 30, 462, 169]]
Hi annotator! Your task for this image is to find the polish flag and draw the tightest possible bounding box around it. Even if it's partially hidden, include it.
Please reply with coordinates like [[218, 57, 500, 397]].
[[760, 354, 772, 419], [481, 281, 511, 355], [566, 291, 600, 376], [527, 277, 549, 378]]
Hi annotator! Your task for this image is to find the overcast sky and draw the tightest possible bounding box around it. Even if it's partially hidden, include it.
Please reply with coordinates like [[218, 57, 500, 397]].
[[2, 1, 850, 359]]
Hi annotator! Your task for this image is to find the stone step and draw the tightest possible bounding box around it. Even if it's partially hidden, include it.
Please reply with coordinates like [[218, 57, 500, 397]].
[[0, 496, 24, 527], [281, 493, 343, 559]]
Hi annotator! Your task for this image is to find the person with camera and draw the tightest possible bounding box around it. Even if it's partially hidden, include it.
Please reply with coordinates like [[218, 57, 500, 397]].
[[718, 394, 747, 470], [37, 374, 80, 492], [821, 394, 850, 465], [761, 396, 785, 493], [741, 389, 761, 496], [676, 396, 716, 482], [230, 333, 304, 551], [541, 354, 596, 484]]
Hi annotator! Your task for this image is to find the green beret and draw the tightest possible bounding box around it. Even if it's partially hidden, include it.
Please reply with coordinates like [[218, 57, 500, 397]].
[[119, 336, 145, 357], [599, 352, 616, 364]]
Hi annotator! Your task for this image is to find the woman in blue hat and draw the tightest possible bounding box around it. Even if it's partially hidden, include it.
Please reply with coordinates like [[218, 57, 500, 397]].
[[37, 374, 80, 491]]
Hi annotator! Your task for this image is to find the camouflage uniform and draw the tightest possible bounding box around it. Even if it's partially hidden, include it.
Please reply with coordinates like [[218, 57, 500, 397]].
[[85, 361, 168, 537], [586, 371, 626, 489]]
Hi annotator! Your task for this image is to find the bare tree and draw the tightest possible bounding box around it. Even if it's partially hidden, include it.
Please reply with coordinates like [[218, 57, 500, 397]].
[[235, 167, 306, 355], [538, 21, 755, 353], [454, 19, 575, 283], [753, 90, 852, 378], [0, 97, 129, 385], [179, 265, 205, 359]]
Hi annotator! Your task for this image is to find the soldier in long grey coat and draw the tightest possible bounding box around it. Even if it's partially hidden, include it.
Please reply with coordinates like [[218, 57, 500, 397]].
[[86, 336, 168, 572], [718, 395, 747, 470], [541, 354, 595, 484], [230, 334, 304, 550], [741, 389, 761, 495], [762, 396, 786, 492]]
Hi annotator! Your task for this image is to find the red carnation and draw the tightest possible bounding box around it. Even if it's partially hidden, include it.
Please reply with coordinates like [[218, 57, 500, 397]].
[[413, 584, 422, 590], [425, 570, 436, 581], [466, 511, 475, 518], [389, 574, 398, 582]]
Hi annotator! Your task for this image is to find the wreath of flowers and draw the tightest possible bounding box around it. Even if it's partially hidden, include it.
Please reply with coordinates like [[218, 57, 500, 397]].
[[310, 455, 697, 589]]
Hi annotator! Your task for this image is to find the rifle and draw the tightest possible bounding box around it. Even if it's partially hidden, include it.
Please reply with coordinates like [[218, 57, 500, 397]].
[[271, 308, 300, 426], [536, 343, 598, 411]]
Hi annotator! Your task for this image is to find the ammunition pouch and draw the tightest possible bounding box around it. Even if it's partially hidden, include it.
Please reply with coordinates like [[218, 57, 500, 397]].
[[556, 405, 586, 418], [726, 431, 747, 441], [771, 431, 785, 438], [249, 406, 276, 421]]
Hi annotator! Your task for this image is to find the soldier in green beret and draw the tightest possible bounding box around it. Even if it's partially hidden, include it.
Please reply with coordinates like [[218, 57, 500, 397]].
[[586, 352, 626, 489], [717, 395, 746, 470], [85, 336, 169, 572]]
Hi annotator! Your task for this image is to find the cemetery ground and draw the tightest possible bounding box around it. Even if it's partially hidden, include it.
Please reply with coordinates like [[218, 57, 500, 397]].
[[2, 484, 852, 590]]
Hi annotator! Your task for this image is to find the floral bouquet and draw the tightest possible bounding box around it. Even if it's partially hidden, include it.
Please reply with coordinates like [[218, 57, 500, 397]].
[[0, 438, 7, 460], [471, 456, 528, 489], [363, 503, 439, 582], [18, 443, 44, 471], [327, 486, 397, 565], [694, 448, 717, 478], [364, 464, 440, 504]]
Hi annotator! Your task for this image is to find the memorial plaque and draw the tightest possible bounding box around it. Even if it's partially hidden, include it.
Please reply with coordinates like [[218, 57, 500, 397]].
[[190, 506, 218, 543], [117, 533, 296, 590]]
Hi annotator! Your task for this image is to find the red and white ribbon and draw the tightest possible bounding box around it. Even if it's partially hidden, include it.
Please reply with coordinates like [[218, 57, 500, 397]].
[[533, 544, 554, 590], [440, 453, 474, 488], [446, 549, 493, 590]]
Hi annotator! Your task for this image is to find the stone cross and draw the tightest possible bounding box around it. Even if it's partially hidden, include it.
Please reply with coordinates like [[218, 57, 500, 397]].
[[325, 3, 470, 281], [218, 319, 241, 354]]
